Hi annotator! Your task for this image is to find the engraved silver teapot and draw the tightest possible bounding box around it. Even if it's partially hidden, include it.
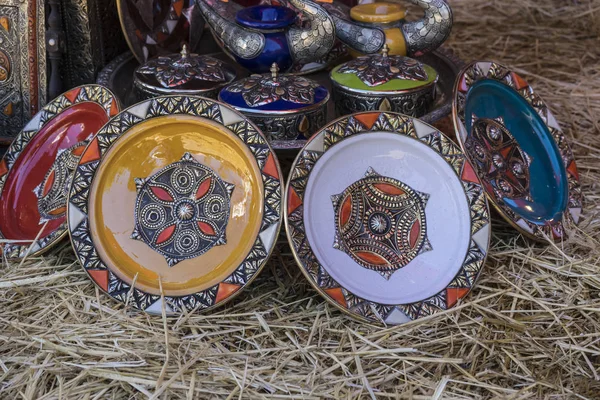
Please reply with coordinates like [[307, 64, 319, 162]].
[[329, 0, 453, 57], [197, 0, 336, 74]]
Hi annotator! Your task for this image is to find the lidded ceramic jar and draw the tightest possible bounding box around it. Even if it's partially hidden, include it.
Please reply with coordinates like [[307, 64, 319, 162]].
[[330, 45, 438, 117], [219, 63, 329, 142], [133, 45, 237, 101]]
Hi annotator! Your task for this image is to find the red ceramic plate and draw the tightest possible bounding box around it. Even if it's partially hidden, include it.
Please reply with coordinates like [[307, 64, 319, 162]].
[[0, 85, 120, 259]]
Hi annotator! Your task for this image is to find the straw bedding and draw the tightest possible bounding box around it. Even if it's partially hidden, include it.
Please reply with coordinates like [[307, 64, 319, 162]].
[[1, 0, 600, 398]]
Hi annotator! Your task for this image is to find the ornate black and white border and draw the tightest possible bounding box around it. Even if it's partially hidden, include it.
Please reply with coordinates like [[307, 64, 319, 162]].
[[452, 61, 583, 241], [284, 112, 491, 325], [67, 96, 282, 314], [0, 85, 119, 259]]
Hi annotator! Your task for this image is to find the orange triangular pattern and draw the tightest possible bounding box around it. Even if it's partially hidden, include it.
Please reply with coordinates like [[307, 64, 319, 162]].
[[325, 288, 347, 308], [567, 160, 579, 180], [109, 99, 119, 116], [511, 72, 529, 90], [262, 153, 279, 179], [64, 88, 81, 103], [88, 269, 109, 292], [461, 161, 479, 184], [172, 0, 184, 16], [354, 113, 380, 129], [500, 146, 512, 159], [72, 144, 86, 156], [287, 187, 302, 215], [0, 159, 7, 177], [79, 137, 101, 164], [216, 282, 241, 304], [446, 288, 469, 308]]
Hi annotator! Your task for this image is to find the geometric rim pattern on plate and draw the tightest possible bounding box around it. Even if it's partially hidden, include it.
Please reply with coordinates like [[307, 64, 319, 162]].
[[284, 111, 491, 325], [67, 96, 283, 315], [452, 61, 583, 241], [0, 85, 120, 259]]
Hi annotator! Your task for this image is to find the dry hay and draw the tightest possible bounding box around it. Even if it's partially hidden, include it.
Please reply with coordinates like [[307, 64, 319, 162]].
[[1, 0, 600, 398]]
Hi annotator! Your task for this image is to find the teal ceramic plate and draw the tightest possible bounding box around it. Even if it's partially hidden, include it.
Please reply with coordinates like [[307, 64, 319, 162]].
[[452, 61, 582, 241]]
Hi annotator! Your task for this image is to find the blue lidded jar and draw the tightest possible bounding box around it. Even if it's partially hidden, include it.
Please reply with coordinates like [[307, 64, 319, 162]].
[[219, 63, 330, 143]]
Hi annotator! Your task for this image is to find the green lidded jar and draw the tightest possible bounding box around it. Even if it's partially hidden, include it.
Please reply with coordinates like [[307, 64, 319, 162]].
[[330, 45, 438, 117]]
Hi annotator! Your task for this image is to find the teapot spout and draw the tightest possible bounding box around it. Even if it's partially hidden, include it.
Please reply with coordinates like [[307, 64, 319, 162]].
[[284, 0, 336, 64], [196, 0, 265, 59], [402, 0, 452, 56]]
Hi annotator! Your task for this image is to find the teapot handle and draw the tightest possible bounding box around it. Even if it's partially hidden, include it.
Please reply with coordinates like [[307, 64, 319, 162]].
[[283, 0, 337, 64], [196, 0, 265, 59], [323, 1, 385, 55], [402, 0, 453, 56]]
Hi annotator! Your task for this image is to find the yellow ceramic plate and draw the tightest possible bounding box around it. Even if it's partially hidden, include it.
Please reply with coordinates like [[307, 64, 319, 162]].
[[68, 96, 283, 314]]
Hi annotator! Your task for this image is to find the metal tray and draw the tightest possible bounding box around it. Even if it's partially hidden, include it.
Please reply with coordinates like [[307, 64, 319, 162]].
[[0, 48, 462, 161], [97, 47, 461, 142]]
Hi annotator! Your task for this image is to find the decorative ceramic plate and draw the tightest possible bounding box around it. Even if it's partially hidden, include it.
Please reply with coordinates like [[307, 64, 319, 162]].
[[67, 96, 282, 314], [285, 111, 491, 325], [452, 61, 583, 241], [0, 85, 120, 259]]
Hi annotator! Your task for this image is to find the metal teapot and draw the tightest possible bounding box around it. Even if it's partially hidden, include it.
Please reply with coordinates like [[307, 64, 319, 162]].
[[197, 0, 336, 74], [205, 0, 347, 74], [330, 0, 453, 57]]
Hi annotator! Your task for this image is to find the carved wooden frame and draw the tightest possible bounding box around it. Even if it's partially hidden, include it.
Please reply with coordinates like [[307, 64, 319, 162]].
[[0, 0, 47, 143]]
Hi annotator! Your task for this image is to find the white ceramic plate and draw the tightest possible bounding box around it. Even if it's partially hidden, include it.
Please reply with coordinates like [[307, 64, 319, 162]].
[[285, 112, 491, 325]]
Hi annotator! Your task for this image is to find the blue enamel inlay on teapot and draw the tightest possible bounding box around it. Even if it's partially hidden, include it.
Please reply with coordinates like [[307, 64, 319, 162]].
[[197, 0, 336, 74]]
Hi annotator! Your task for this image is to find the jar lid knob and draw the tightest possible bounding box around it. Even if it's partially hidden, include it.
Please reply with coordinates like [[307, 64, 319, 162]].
[[271, 63, 279, 80], [381, 44, 389, 58], [180, 44, 189, 59]]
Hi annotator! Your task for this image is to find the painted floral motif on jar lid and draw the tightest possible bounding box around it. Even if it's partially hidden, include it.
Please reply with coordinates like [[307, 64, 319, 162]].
[[330, 45, 439, 118], [219, 63, 330, 143]]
